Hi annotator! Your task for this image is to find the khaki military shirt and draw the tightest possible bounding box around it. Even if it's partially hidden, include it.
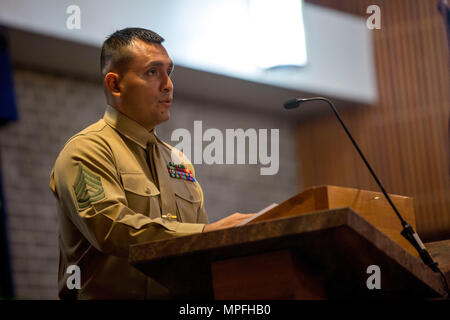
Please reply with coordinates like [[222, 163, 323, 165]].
[[50, 106, 208, 299]]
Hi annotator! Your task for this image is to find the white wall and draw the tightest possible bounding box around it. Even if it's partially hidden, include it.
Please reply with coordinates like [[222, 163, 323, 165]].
[[0, 0, 378, 104]]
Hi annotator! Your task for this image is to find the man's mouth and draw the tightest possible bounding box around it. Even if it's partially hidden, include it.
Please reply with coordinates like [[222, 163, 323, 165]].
[[159, 98, 172, 107]]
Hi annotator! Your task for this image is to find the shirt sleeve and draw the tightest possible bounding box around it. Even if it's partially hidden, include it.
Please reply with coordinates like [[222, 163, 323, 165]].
[[50, 134, 205, 258]]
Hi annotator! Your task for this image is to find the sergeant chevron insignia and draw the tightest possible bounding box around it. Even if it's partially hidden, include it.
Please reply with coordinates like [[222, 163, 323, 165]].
[[167, 162, 196, 182], [73, 163, 105, 210]]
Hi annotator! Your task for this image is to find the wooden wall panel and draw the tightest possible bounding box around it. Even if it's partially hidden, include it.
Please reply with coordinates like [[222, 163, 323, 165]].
[[301, 0, 450, 241]]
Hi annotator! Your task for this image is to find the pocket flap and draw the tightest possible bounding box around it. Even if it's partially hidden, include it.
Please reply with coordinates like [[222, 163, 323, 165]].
[[121, 173, 160, 196], [174, 184, 201, 203]]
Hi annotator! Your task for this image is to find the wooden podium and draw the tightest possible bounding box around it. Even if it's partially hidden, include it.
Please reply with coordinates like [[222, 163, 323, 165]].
[[128, 185, 446, 299]]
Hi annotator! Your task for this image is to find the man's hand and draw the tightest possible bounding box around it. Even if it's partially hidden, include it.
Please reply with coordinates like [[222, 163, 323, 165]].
[[203, 213, 254, 232]]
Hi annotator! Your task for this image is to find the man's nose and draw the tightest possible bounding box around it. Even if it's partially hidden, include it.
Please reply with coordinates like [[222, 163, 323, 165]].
[[161, 74, 173, 92]]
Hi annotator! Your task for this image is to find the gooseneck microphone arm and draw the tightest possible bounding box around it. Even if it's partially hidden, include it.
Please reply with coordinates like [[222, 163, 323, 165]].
[[286, 97, 407, 224], [284, 96, 448, 296]]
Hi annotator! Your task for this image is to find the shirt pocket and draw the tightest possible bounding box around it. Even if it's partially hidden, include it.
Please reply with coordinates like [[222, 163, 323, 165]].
[[120, 172, 161, 219], [173, 182, 202, 223]]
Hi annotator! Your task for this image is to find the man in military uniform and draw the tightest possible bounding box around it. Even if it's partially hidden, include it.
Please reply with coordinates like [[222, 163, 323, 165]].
[[50, 28, 252, 299]]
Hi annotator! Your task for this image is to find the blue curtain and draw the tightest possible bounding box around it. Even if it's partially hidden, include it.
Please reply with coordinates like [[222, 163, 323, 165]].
[[0, 29, 16, 299], [438, 0, 450, 49]]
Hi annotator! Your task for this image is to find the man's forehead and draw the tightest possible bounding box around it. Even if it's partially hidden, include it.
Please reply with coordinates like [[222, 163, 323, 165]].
[[128, 39, 172, 66]]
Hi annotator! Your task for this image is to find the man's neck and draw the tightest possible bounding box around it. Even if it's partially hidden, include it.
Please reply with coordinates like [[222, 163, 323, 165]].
[[110, 104, 156, 132]]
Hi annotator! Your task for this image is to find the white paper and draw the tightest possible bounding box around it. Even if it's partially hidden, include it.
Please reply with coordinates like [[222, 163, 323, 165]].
[[237, 203, 278, 226]]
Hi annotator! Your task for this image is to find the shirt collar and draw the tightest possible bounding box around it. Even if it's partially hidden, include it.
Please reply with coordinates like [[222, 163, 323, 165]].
[[103, 105, 155, 149]]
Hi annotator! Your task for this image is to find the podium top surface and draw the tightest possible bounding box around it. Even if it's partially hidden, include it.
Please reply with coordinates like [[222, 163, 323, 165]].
[[129, 208, 445, 298]]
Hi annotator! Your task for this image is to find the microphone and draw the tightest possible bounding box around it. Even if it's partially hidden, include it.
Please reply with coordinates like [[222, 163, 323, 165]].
[[284, 98, 305, 109], [284, 96, 449, 295]]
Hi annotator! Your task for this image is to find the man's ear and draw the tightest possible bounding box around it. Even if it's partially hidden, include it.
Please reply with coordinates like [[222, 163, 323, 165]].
[[104, 72, 121, 98]]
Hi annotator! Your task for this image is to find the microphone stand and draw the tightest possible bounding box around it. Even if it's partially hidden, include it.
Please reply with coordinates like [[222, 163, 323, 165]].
[[284, 96, 449, 298]]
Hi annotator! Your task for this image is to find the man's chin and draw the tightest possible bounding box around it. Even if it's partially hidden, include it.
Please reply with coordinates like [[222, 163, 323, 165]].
[[156, 111, 170, 125], [162, 110, 170, 121]]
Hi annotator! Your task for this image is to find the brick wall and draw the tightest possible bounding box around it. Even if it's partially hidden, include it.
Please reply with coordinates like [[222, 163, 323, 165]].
[[0, 69, 300, 299]]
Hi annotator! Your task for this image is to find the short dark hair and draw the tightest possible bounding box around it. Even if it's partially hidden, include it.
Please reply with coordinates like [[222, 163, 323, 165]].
[[100, 27, 164, 76]]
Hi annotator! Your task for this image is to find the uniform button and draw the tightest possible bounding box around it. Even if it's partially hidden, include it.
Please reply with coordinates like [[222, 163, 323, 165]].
[[145, 187, 151, 194]]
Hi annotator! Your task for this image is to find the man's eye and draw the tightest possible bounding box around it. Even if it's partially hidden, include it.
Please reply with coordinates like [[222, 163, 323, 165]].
[[147, 69, 157, 75]]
